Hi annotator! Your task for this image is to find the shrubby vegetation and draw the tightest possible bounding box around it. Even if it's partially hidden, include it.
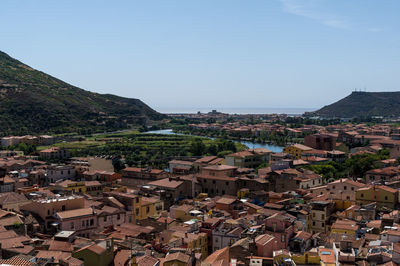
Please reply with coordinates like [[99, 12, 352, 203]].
[[0, 51, 164, 136], [172, 126, 301, 146], [304, 149, 391, 181], [59, 133, 245, 170]]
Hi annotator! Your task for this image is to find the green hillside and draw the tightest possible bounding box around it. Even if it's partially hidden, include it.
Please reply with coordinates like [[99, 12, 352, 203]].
[[0, 51, 164, 135], [311, 91, 400, 118]]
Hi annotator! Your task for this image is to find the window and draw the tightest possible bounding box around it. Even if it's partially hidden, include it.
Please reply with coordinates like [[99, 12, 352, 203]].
[[213, 180, 216, 184], [136, 208, 139, 215], [82, 221, 85, 226], [48, 210, 50, 215], [146, 206, 150, 214], [322, 222, 325, 227], [61, 171, 64, 175], [281, 235, 285, 242], [346, 196, 350, 200], [313, 213, 315, 217], [90, 219, 94, 226], [70, 222, 74, 229], [136, 198, 139, 204], [225, 182, 229, 186], [117, 214, 120, 220], [361, 193, 364, 198], [332, 185, 335, 189], [321, 214, 324, 220], [104, 216, 107, 222], [62, 205, 66, 211], [385, 196, 388, 200], [312, 222, 315, 226], [351, 187, 354, 191], [344, 186, 347, 190]]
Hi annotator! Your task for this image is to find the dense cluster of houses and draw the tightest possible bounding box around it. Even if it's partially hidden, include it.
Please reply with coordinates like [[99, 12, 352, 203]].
[[0, 123, 400, 265], [188, 122, 400, 143]]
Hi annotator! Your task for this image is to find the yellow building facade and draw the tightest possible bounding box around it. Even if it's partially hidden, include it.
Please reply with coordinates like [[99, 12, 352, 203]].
[[283, 144, 312, 159], [356, 185, 398, 210], [132, 196, 164, 223]]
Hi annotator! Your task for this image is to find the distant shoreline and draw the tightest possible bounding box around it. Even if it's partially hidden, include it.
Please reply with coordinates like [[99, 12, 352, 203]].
[[156, 107, 317, 115]]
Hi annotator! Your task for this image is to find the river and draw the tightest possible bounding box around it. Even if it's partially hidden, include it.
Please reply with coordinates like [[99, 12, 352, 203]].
[[145, 129, 284, 153]]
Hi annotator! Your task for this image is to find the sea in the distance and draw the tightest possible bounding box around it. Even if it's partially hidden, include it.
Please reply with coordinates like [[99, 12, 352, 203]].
[[157, 107, 316, 115]]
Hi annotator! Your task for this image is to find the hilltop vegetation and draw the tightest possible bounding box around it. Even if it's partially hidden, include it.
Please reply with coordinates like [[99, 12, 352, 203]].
[[0, 51, 164, 135], [311, 91, 400, 118]]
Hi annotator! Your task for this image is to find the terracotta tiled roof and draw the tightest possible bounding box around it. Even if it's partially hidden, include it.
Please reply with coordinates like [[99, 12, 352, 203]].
[[87, 244, 106, 255], [366, 220, 382, 229], [216, 197, 237, 205], [164, 252, 190, 263], [0, 256, 34, 266], [56, 208, 94, 219], [382, 229, 400, 236], [85, 181, 102, 186], [156, 217, 175, 224], [290, 144, 313, 151], [294, 231, 312, 241], [0, 192, 28, 205], [330, 178, 365, 187], [169, 160, 194, 166], [195, 156, 218, 163], [36, 250, 71, 263], [48, 240, 74, 252], [114, 249, 131, 266], [203, 247, 229, 265], [319, 248, 335, 264], [0, 230, 17, 239], [0, 215, 23, 227], [255, 234, 275, 245], [147, 178, 183, 189], [137, 255, 160, 266], [332, 219, 359, 231], [62, 257, 84, 266]]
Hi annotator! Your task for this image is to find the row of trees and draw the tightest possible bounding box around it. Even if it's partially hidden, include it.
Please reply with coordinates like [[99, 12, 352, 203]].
[[304, 149, 391, 181], [190, 138, 237, 156]]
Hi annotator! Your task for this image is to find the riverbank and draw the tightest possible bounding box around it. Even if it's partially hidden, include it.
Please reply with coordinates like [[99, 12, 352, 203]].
[[145, 129, 284, 153]]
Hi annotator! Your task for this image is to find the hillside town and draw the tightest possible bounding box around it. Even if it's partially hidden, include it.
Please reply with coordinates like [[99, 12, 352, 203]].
[[0, 122, 400, 265]]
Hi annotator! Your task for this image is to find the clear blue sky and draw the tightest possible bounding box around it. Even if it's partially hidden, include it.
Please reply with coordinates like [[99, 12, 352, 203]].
[[1, 0, 400, 112]]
